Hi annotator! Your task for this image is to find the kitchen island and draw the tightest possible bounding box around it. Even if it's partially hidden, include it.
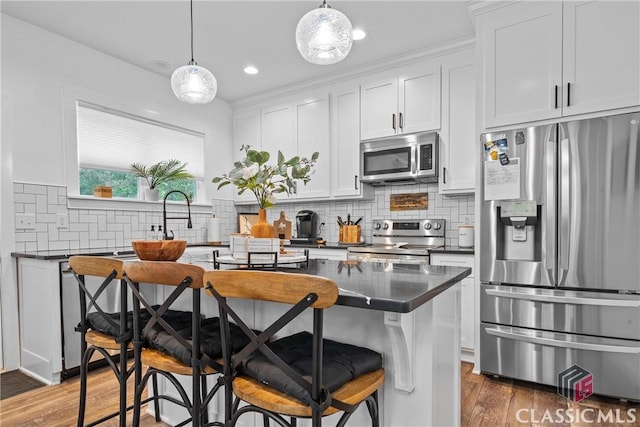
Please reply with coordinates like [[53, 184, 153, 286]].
[[12, 250, 470, 426]]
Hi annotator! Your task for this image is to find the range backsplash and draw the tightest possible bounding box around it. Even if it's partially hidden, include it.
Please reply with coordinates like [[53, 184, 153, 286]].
[[13, 182, 473, 252]]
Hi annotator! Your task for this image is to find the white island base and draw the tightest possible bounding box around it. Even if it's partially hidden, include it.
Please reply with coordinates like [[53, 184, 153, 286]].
[[154, 283, 461, 427]]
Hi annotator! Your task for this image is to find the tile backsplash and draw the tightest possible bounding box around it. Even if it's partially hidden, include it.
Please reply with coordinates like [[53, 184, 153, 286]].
[[13, 182, 474, 252]]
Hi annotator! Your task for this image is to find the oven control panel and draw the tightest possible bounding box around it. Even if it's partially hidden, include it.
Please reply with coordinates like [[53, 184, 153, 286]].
[[372, 219, 445, 237]]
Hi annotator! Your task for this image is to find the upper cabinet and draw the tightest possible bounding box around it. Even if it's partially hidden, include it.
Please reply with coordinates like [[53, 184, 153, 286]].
[[330, 80, 372, 199], [232, 109, 261, 203], [360, 60, 441, 140], [481, 0, 640, 128], [439, 48, 476, 194]]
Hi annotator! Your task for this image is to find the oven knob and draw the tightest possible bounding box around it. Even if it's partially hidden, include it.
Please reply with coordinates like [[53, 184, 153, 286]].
[[374, 222, 381, 230], [424, 223, 432, 230], [382, 223, 389, 230], [434, 222, 442, 230]]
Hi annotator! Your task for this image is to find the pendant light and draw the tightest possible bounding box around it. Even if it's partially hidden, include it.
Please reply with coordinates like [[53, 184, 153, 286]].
[[295, 0, 353, 65], [171, 0, 217, 104]]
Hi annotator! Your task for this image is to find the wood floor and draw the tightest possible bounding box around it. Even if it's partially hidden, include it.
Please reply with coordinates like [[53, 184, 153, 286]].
[[1, 362, 639, 426], [461, 362, 640, 427]]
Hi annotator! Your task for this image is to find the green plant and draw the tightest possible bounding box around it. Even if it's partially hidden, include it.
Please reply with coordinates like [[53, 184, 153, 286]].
[[212, 145, 319, 209], [130, 159, 194, 189]]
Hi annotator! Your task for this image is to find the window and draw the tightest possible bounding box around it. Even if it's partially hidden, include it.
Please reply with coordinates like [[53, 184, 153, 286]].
[[76, 102, 205, 201]]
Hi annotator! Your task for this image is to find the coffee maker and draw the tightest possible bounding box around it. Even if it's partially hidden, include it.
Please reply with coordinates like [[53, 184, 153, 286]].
[[293, 210, 319, 244]]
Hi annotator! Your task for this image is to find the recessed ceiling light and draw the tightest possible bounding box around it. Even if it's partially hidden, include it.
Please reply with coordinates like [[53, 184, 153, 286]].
[[353, 29, 367, 41], [244, 66, 259, 75]]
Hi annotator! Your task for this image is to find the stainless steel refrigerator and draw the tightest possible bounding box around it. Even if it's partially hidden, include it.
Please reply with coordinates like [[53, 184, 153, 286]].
[[479, 112, 640, 401]]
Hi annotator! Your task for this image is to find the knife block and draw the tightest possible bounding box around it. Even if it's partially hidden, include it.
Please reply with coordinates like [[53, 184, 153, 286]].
[[339, 225, 361, 244]]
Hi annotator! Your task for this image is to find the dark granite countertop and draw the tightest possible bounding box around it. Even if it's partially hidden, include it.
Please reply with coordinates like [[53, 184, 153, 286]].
[[283, 259, 471, 313]]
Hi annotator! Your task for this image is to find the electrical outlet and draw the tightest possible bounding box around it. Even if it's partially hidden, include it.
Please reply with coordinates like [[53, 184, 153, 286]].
[[56, 213, 69, 229], [16, 213, 36, 230]]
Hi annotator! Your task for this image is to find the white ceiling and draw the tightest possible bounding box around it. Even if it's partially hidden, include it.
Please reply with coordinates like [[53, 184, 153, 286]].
[[1, 1, 475, 102]]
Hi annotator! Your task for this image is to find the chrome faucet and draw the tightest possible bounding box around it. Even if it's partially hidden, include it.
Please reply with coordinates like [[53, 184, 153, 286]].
[[162, 190, 192, 240]]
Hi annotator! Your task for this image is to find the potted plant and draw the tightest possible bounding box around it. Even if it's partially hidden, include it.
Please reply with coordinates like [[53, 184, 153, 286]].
[[130, 159, 194, 201], [213, 145, 318, 237]]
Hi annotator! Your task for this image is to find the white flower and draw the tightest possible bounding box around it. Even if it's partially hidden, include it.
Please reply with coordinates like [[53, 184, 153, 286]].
[[241, 163, 259, 180]]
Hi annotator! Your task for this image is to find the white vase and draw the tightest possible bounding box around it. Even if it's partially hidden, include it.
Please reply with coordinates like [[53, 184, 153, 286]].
[[144, 188, 160, 201]]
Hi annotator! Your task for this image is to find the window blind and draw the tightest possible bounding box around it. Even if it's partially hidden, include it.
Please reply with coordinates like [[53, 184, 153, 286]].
[[77, 102, 205, 179]]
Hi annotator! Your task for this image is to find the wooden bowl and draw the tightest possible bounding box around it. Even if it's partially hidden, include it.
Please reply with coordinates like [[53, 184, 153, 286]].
[[131, 240, 187, 261]]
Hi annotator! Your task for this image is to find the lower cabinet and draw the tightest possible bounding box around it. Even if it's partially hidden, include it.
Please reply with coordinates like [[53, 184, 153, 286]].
[[430, 253, 475, 360]]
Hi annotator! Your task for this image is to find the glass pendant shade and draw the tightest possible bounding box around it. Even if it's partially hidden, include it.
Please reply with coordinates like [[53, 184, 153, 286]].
[[296, 3, 353, 65], [171, 61, 217, 104]]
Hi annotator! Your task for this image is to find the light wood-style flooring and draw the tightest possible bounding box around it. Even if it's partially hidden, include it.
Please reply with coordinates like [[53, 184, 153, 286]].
[[1, 362, 638, 426]]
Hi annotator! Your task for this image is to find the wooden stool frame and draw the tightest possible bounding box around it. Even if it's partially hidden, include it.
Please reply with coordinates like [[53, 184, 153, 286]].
[[204, 270, 382, 427], [69, 256, 159, 427], [124, 261, 226, 427]]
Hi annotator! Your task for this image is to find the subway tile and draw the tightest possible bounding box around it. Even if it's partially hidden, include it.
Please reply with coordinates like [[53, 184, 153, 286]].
[[14, 193, 36, 204], [13, 183, 24, 193], [15, 232, 37, 242], [23, 184, 47, 195]]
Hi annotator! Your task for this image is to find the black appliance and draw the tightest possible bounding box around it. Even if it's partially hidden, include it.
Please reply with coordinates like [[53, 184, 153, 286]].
[[293, 210, 319, 244]]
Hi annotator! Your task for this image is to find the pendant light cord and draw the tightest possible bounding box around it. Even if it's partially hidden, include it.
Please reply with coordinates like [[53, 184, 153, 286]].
[[190, 0, 195, 62]]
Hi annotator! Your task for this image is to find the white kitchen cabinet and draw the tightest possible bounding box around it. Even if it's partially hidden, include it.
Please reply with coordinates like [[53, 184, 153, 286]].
[[562, 1, 640, 116], [17, 257, 63, 384], [232, 109, 261, 203], [439, 48, 476, 194], [261, 102, 295, 159], [330, 81, 373, 200], [293, 93, 330, 199], [430, 253, 475, 360], [481, 0, 639, 128], [360, 60, 441, 140]]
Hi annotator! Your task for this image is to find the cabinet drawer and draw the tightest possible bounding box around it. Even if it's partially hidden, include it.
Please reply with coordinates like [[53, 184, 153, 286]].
[[430, 253, 474, 271]]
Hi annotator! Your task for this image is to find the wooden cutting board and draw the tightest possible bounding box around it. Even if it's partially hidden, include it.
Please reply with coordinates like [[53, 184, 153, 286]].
[[273, 211, 292, 239]]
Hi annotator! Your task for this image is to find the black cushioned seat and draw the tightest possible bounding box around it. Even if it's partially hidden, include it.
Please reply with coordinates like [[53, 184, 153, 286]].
[[86, 305, 181, 338], [242, 331, 383, 407], [144, 317, 252, 366]]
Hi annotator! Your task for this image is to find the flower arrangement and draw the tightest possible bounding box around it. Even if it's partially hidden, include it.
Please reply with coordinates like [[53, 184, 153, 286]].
[[213, 145, 319, 208]]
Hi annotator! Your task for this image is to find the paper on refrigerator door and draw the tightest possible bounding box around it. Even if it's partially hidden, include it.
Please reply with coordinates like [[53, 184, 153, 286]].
[[484, 158, 520, 200]]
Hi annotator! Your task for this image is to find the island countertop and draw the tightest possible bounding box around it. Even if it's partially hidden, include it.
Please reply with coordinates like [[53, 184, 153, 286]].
[[240, 259, 471, 313]]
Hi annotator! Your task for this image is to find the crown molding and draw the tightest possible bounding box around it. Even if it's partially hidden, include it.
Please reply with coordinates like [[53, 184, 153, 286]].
[[230, 37, 476, 111], [466, 0, 520, 17]]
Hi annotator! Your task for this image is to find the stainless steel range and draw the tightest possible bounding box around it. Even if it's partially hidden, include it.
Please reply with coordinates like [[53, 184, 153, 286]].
[[348, 219, 445, 264]]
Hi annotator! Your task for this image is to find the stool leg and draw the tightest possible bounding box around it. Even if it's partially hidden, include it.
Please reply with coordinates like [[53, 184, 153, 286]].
[[77, 346, 93, 427], [263, 414, 270, 426], [118, 349, 127, 427], [151, 373, 160, 422]]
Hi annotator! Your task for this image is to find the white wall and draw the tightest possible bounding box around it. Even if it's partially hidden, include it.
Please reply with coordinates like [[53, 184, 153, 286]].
[[0, 14, 234, 370]]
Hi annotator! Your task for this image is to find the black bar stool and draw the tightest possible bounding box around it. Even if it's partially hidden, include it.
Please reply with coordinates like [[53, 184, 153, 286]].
[[68, 256, 159, 427]]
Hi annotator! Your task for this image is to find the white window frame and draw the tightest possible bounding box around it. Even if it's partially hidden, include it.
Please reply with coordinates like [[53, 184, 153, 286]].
[[63, 85, 211, 211]]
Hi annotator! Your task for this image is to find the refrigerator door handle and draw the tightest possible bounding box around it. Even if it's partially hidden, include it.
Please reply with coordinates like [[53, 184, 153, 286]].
[[486, 326, 640, 354], [559, 137, 571, 277], [485, 288, 640, 307], [545, 138, 556, 274]]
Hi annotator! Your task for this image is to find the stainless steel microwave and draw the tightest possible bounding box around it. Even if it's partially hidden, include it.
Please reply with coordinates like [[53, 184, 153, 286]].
[[360, 131, 439, 185]]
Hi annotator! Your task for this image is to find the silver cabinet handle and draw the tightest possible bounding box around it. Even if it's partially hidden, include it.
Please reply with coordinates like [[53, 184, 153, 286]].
[[399, 112, 404, 129], [486, 326, 640, 354], [443, 167, 446, 184], [485, 288, 640, 307], [392, 113, 396, 130], [567, 82, 571, 106], [354, 175, 358, 190]]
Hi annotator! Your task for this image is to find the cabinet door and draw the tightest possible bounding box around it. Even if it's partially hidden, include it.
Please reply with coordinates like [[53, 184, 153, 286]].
[[261, 103, 294, 202], [360, 72, 398, 140], [331, 81, 362, 198], [482, 2, 563, 127], [294, 93, 330, 199], [398, 60, 441, 134], [430, 253, 475, 351], [562, 1, 640, 116], [440, 50, 476, 194], [232, 110, 261, 202]]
